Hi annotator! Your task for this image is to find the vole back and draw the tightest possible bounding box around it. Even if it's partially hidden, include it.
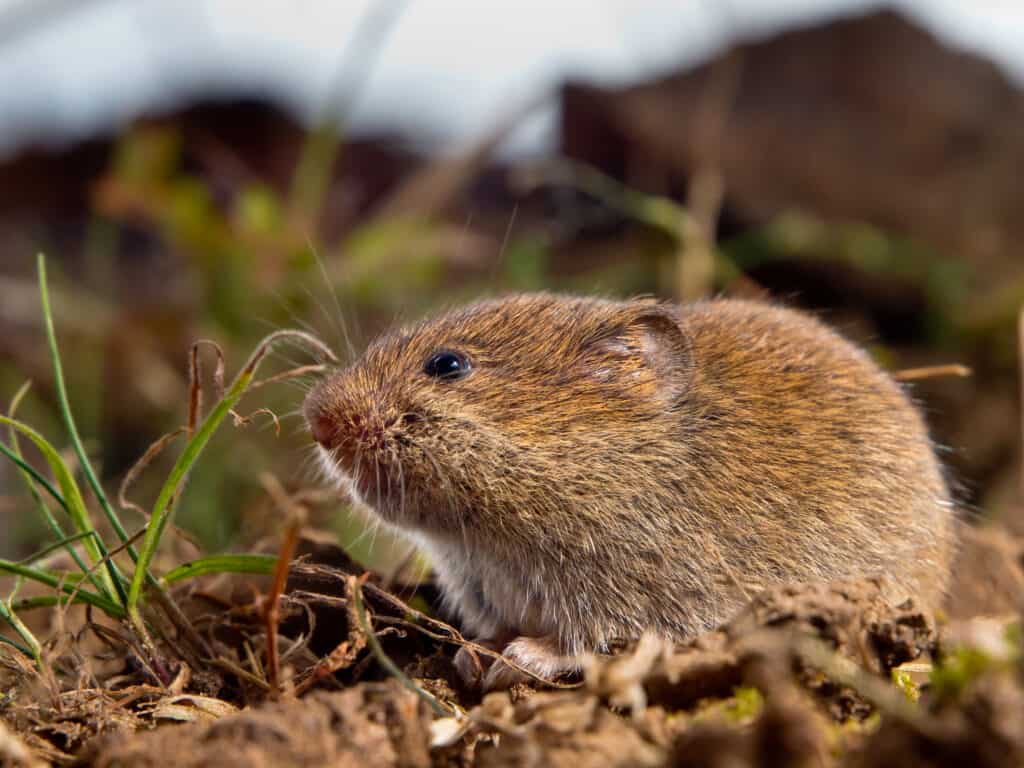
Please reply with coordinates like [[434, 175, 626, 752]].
[[305, 294, 954, 686]]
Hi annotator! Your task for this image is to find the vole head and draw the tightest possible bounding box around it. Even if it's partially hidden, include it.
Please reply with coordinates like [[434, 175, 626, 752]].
[[304, 293, 691, 536]]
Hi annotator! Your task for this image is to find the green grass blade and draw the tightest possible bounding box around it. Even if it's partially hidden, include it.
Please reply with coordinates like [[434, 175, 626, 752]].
[[0, 439, 67, 511], [0, 600, 40, 662], [5, 382, 103, 593], [37, 254, 135, 601], [162, 554, 278, 584], [10, 595, 92, 611], [0, 438, 102, 589], [0, 559, 125, 618], [19, 531, 99, 567], [0, 630, 34, 658], [9, 596, 63, 611], [0, 415, 120, 602], [353, 580, 451, 716]]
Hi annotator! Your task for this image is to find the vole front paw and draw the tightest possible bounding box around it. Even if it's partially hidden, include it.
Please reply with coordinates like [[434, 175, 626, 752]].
[[482, 635, 579, 692], [454, 636, 506, 689]]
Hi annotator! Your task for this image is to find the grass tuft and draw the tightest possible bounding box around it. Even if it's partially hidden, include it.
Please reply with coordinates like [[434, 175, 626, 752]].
[[0, 253, 335, 675]]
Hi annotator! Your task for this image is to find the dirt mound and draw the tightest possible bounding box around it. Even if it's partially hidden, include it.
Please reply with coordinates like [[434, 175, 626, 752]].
[[82, 682, 433, 768], [2, 573, 1003, 767], [3, 533, 1022, 768]]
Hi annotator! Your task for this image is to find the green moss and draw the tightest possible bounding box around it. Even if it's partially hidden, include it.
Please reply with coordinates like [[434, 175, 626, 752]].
[[692, 686, 764, 725], [930, 647, 997, 703], [891, 667, 921, 703], [725, 686, 765, 722]]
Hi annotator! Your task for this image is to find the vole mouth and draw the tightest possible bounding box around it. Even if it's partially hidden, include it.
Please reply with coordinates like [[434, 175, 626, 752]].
[[305, 393, 423, 523], [317, 445, 410, 517], [349, 460, 397, 502]]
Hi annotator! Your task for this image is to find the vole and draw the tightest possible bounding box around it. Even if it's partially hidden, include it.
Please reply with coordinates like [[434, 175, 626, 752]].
[[304, 294, 955, 689]]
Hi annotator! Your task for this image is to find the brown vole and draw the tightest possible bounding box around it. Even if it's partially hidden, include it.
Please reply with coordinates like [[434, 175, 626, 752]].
[[304, 294, 954, 688]]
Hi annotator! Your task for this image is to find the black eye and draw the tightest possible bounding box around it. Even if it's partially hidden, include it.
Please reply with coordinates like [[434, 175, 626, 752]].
[[423, 350, 471, 380]]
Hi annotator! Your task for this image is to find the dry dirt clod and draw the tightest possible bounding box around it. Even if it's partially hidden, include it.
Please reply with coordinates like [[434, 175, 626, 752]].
[[4, 564, 1018, 767], [0, 718, 48, 768], [85, 680, 433, 768], [472, 690, 666, 768]]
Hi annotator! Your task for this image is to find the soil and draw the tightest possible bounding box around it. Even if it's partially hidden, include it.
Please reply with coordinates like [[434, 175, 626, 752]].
[[1, 520, 1022, 767]]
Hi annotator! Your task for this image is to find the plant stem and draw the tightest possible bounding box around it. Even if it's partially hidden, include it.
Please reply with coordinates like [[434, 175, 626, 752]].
[[353, 578, 451, 716], [37, 254, 132, 606], [0, 440, 66, 511], [162, 554, 277, 584], [0, 599, 41, 663], [6, 382, 103, 591], [0, 416, 120, 602]]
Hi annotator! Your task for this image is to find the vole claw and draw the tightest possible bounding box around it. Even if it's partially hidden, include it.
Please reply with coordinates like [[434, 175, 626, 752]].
[[481, 635, 576, 692], [454, 635, 508, 689], [453, 645, 488, 689]]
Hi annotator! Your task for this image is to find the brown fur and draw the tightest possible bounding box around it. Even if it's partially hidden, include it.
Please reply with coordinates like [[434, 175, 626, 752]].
[[304, 294, 954, 674]]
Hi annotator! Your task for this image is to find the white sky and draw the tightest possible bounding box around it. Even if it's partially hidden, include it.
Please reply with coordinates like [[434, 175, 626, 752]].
[[0, 0, 1022, 157]]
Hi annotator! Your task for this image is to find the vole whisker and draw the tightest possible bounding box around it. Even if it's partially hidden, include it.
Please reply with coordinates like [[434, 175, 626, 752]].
[[261, 288, 322, 342], [308, 238, 357, 362]]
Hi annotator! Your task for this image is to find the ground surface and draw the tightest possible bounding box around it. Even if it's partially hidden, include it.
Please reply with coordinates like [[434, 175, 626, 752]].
[[1, 523, 1022, 768]]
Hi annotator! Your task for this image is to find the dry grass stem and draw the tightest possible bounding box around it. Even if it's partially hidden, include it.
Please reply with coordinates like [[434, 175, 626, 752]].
[[259, 473, 308, 697], [893, 363, 972, 382]]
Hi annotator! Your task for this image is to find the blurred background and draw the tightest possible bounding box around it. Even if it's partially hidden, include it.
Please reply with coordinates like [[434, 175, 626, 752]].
[[1, 0, 1022, 568]]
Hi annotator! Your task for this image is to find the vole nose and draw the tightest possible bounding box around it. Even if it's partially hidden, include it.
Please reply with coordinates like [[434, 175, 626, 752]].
[[309, 411, 337, 448], [304, 396, 338, 448]]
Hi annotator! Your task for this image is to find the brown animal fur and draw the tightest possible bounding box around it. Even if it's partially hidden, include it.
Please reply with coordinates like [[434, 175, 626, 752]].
[[304, 294, 955, 685]]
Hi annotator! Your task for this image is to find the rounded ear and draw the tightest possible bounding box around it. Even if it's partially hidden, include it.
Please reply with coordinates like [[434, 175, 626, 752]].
[[586, 303, 692, 401]]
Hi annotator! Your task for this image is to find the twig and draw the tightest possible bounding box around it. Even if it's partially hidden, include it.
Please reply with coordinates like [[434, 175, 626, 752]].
[[210, 657, 272, 692], [361, 580, 582, 689], [287, 562, 581, 689], [249, 364, 329, 390], [188, 343, 203, 436], [260, 473, 307, 697], [231, 407, 281, 436], [150, 586, 213, 662], [353, 574, 452, 716], [294, 576, 367, 696], [894, 364, 972, 382], [118, 428, 188, 519], [678, 50, 743, 301], [189, 340, 227, 427], [791, 634, 927, 728]]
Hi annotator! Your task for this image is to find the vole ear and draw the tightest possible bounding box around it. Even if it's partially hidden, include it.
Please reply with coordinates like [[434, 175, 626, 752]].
[[586, 304, 692, 401]]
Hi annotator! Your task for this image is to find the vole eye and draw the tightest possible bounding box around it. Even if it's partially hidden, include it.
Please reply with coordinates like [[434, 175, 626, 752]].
[[423, 350, 471, 381]]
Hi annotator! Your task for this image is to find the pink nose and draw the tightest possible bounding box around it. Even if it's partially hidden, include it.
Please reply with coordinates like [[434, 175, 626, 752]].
[[308, 411, 337, 448]]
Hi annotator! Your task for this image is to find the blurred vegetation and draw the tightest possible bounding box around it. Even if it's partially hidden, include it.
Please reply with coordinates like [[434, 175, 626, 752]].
[[1, 71, 1022, 587], [2, 108, 1020, 572]]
